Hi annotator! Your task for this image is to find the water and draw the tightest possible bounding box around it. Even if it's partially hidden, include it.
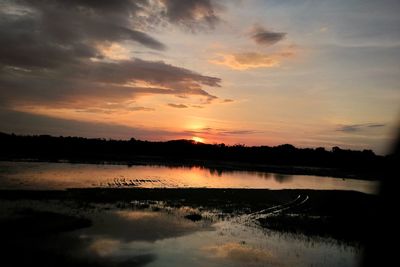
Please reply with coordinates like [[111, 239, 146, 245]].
[[0, 160, 370, 266], [77, 208, 360, 267], [0, 200, 362, 267], [0, 161, 379, 194]]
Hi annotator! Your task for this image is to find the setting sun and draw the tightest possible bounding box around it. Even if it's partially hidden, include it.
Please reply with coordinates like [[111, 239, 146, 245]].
[[192, 136, 205, 143]]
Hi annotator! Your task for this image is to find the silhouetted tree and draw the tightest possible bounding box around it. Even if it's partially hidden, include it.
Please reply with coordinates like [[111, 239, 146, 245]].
[[0, 132, 387, 179]]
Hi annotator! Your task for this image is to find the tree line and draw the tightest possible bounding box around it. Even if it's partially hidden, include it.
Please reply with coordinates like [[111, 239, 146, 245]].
[[0, 132, 388, 178]]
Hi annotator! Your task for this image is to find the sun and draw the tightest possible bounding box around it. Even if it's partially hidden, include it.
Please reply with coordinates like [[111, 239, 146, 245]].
[[192, 136, 205, 143]]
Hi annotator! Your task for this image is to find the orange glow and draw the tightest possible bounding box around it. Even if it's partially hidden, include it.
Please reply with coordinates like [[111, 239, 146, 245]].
[[209, 47, 297, 70], [96, 42, 130, 60], [210, 52, 280, 70], [192, 136, 205, 143]]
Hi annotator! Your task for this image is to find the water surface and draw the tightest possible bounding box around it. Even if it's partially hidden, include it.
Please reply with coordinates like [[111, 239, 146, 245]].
[[0, 200, 362, 267], [0, 161, 378, 194], [77, 208, 360, 267]]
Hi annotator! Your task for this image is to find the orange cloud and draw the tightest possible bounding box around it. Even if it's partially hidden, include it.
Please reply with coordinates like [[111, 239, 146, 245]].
[[210, 49, 295, 70], [96, 42, 131, 61]]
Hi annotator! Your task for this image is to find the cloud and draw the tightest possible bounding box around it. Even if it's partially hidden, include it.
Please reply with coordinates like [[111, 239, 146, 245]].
[[210, 51, 294, 70], [168, 103, 189, 108], [251, 25, 286, 46], [209, 24, 291, 70], [336, 123, 386, 132], [186, 127, 261, 136], [0, 109, 180, 141], [0, 1, 222, 112], [0, 57, 221, 110], [221, 130, 260, 135], [97, 43, 132, 60], [161, 0, 221, 30], [3, 0, 166, 53], [0, 0, 223, 114], [76, 105, 155, 114], [128, 106, 155, 112]]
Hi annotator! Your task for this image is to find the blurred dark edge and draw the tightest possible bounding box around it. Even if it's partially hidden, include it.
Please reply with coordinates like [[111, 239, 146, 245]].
[[362, 123, 399, 266]]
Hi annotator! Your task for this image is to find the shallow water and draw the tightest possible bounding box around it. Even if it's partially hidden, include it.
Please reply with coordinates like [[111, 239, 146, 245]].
[[71, 206, 362, 267], [0, 161, 378, 194], [0, 200, 360, 267]]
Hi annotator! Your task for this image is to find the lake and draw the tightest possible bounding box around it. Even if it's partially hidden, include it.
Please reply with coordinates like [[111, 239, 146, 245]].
[[0, 161, 379, 194]]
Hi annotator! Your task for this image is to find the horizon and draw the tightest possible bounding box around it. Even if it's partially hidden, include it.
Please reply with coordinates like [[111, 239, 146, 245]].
[[0, 131, 384, 155], [1, 0, 400, 155]]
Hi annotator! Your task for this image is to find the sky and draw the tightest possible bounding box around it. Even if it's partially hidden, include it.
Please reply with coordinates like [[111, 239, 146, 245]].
[[1, 0, 399, 154]]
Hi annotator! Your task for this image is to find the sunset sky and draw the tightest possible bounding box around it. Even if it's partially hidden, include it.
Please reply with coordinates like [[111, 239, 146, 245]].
[[1, 0, 399, 154]]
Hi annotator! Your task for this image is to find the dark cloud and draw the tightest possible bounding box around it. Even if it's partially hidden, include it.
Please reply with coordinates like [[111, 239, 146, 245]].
[[76, 106, 155, 114], [367, 123, 386, 128], [128, 107, 155, 112], [161, 0, 221, 30], [251, 25, 286, 46], [336, 123, 386, 132], [7, 0, 166, 52], [51, 0, 144, 13], [0, 1, 222, 111], [86, 58, 221, 87], [0, 0, 165, 71], [168, 103, 188, 108], [186, 127, 261, 135], [0, 57, 220, 109], [221, 130, 260, 135], [0, 109, 179, 141]]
